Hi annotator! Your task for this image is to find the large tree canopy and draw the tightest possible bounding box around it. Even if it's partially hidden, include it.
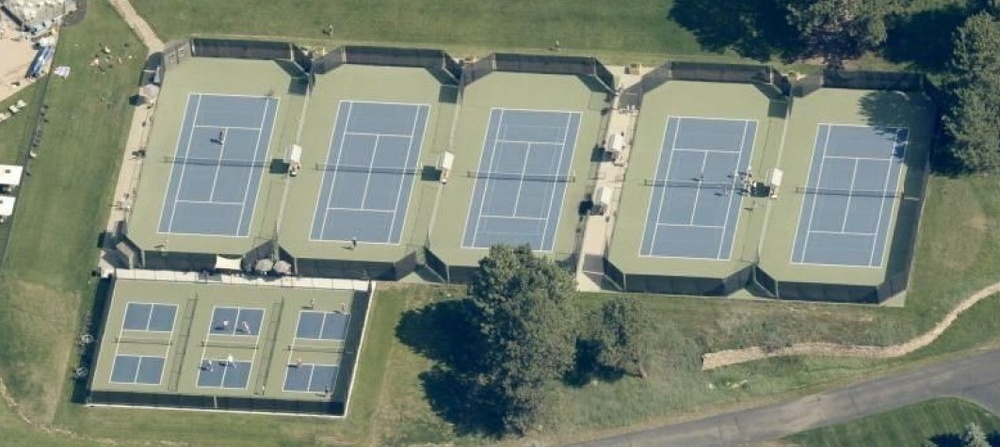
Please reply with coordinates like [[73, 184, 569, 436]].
[[468, 244, 577, 435], [783, 0, 909, 64], [943, 12, 1000, 172], [588, 296, 653, 379]]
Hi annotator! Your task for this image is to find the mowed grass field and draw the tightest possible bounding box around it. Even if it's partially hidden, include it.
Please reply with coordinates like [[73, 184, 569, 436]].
[[130, 0, 726, 64], [3, 2, 1000, 447], [784, 398, 1000, 447]]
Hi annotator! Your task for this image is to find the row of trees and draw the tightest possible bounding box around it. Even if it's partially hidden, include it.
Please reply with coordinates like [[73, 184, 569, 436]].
[[464, 245, 652, 435]]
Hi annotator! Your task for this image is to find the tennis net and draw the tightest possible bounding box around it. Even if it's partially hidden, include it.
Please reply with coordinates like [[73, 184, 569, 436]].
[[643, 178, 736, 189], [164, 156, 267, 168], [795, 186, 901, 198], [313, 164, 420, 175], [466, 171, 576, 182]]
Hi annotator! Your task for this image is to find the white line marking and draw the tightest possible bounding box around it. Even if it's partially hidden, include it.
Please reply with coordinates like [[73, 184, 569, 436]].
[[174, 199, 243, 206], [461, 107, 501, 248], [325, 206, 395, 213], [809, 230, 878, 236], [193, 125, 262, 131], [238, 97, 277, 236], [870, 136, 898, 267], [540, 112, 576, 250], [800, 124, 833, 262], [716, 120, 751, 259], [344, 131, 414, 139], [385, 105, 422, 243], [396, 104, 431, 245], [320, 101, 354, 239], [206, 127, 228, 203], [841, 158, 860, 232], [166, 94, 203, 232], [479, 214, 548, 221], [470, 108, 505, 247], [688, 152, 710, 226], [510, 143, 534, 217], [658, 222, 725, 230], [645, 116, 681, 256], [672, 147, 744, 154], [824, 155, 895, 162], [357, 135, 380, 209]]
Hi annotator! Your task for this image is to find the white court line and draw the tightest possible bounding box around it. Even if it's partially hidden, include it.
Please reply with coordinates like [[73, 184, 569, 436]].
[[479, 214, 547, 221], [395, 104, 432, 245], [174, 199, 243, 206], [722, 119, 760, 261], [193, 125, 261, 131], [657, 222, 725, 230], [824, 155, 895, 162], [468, 108, 505, 248], [644, 116, 682, 256], [840, 158, 860, 232], [510, 143, 534, 217], [326, 206, 395, 213], [190, 92, 270, 100], [235, 97, 274, 237], [460, 107, 501, 249], [687, 152, 711, 226], [799, 124, 833, 262], [673, 115, 754, 123], [487, 106, 578, 115], [356, 135, 381, 211], [539, 112, 575, 250], [672, 147, 744, 154], [870, 134, 900, 267], [206, 126, 229, 203], [809, 229, 878, 237], [716, 119, 751, 260], [495, 138, 562, 145], [385, 105, 423, 243], [166, 94, 203, 232], [876, 130, 910, 267], [320, 101, 355, 239], [344, 131, 413, 139]]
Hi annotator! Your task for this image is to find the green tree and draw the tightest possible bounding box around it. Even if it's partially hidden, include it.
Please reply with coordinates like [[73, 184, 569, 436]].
[[961, 422, 990, 447], [589, 296, 653, 379], [783, 0, 909, 65], [943, 13, 1000, 172], [468, 244, 577, 435]]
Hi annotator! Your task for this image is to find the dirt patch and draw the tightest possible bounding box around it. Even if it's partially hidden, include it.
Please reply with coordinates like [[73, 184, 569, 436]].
[[0, 24, 39, 102], [702, 281, 1000, 370]]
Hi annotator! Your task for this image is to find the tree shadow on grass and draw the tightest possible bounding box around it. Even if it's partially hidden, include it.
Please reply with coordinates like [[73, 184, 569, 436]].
[[669, 0, 803, 62], [884, 5, 967, 73], [395, 299, 504, 438], [929, 432, 964, 447], [562, 338, 625, 388]]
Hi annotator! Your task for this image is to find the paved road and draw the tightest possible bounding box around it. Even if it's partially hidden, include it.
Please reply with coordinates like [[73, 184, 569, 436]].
[[566, 348, 1000, 447]]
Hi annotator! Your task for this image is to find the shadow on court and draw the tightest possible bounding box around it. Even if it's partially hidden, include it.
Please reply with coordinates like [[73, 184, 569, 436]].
[[395, 298, 505, 436], [857, 91, 943, 171]]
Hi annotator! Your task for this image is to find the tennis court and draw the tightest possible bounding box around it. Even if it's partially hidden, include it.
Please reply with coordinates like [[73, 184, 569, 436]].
[[639, 116, 757, 260], [791, 124, 908, 267], [122, 302, 177, 332], [462, 108, 581, 251], [157, 93, 278, 237], [310, 100, 430, 244], [295, 310, 349, 341]]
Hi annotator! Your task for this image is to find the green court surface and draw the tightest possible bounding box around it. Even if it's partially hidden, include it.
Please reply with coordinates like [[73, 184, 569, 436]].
[[426, 72, 607, 271], [280, 64, 452, 264], [128, 58, 302, 257], [759, 88, 935, 285], [88, 277, 370, 413], [607, 81, 777, 279]]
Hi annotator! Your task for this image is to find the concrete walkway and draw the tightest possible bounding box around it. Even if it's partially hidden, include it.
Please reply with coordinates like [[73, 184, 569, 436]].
[[565, 347, 1000, 447], [575, 68, 641, 291], [107, 0, 163, 52]]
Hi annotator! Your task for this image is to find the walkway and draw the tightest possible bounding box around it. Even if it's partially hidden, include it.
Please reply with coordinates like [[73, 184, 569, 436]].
[[566, 347, 1000, 447]]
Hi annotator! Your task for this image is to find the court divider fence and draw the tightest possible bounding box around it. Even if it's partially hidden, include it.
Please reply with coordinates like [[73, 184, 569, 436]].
[[339, 46, 461, 84], [311, 47, 345, 75], [462, 53, 615, 93]]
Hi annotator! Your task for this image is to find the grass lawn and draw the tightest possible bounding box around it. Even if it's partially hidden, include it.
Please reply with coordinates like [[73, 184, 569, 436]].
[[784, 398, 1000, 447], [130, 0, 743, 65], [0, 0, 144, 423]]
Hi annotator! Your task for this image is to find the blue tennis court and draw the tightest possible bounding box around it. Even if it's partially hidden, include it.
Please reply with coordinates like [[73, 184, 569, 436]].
[[310, 100, 429, 244], [209, 307, 264, 337], [197, 358, 251, 389], [640, 116, 757, 259], [110, 355, 165, 385], [295, 311, 349, 341], [283, 363, 338, 393], [462, 108, 581, 251], [158, 93, 278, 237], [792, 124, 907, 267], [122, 302, 177, 332]]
